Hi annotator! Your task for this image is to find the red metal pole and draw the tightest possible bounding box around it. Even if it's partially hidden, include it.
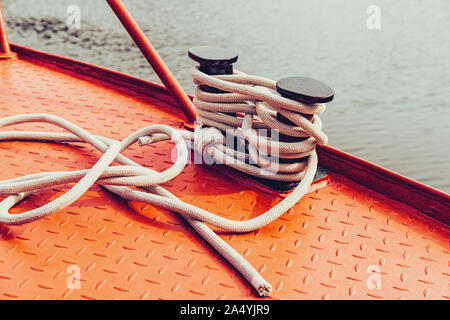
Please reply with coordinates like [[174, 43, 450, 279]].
[[106, 0, 196, 122], [0, 0, 17, 59]]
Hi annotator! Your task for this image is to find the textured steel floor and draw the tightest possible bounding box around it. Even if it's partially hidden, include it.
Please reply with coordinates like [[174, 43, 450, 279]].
[[0, 57, 448, 300]]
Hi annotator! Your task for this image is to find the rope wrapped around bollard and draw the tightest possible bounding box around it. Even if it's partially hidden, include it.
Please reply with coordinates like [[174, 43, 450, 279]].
[[0, 48, 334, 297]]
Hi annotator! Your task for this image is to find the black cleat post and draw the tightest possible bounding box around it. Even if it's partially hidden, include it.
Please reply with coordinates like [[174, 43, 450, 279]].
[[188, 46, 238, 93], [264, 76, 335, 191], [276, 76, 334, 104]]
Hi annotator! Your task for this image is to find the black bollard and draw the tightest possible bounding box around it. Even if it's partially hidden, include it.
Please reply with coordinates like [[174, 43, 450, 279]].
[[265, 76, 334, 190], [188, 46, 238, 93], [275, 76, 334, 140], [189, 48, 334, 191], [276, 76, 334, 104], [188, 45, 242, 164]]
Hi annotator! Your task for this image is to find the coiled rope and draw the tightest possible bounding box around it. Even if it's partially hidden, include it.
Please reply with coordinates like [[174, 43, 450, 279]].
[[0, 69, 328, 297], [190, 67, 327, 181]]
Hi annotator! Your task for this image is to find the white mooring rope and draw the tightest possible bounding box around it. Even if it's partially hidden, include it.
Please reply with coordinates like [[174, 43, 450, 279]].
[[0, 68, 328, 297]]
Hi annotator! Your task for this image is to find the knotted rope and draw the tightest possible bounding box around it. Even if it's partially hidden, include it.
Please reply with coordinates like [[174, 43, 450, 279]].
[[0, 69, 329, 297]]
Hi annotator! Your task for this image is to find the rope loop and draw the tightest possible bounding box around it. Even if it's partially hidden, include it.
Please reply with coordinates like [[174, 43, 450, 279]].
[[0, 114, 188, 224]]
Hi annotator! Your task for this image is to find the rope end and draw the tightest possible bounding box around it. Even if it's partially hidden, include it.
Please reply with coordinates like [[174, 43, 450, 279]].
[[257, 282, 272, 298]]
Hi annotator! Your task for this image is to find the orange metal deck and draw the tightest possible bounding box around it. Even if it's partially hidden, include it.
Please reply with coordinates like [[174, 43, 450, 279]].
[[0, 47, 449, 300]]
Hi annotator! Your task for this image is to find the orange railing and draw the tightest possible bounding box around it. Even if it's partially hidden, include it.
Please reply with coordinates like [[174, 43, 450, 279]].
[[0, 0, 16, 59], [106, 0, 196, 122]]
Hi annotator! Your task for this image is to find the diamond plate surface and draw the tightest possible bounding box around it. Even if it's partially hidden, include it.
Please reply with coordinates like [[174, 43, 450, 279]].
[[0, 57, 449, 300]]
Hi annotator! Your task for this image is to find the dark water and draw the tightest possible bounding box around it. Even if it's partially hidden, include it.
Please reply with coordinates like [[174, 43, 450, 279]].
[[3, 0, 450, 192]]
